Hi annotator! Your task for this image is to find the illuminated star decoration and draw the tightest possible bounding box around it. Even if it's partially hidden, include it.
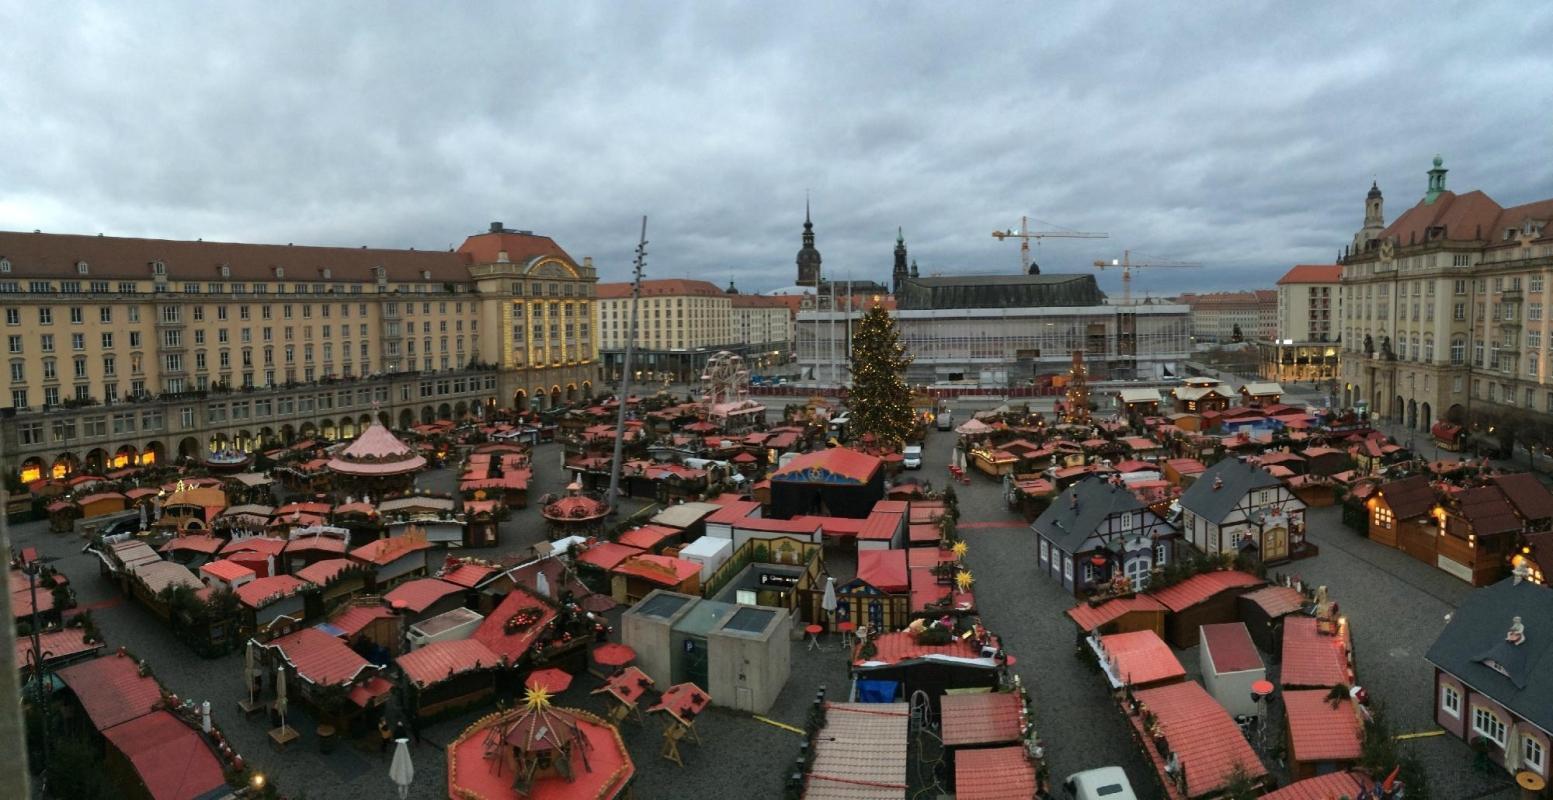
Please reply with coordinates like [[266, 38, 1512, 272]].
[[523, 685, 552, 710], [955, 570, 975, 592], [951, 541, 969, 560]]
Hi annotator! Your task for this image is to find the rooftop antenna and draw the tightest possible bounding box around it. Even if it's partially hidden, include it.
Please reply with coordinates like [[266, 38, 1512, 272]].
[[606, 216, 648, 512]]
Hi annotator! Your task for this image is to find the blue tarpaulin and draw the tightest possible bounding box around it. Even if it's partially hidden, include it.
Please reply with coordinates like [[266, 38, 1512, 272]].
[[855, 679, 899, 703]]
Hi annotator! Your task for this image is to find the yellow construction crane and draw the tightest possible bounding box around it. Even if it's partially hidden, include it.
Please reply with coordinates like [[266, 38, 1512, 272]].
[[1092, 250, 1201, 305], [992, 216, 1108, 274]]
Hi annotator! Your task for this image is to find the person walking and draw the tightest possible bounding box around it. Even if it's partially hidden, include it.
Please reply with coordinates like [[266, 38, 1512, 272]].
[[378, 717, 393, 754]]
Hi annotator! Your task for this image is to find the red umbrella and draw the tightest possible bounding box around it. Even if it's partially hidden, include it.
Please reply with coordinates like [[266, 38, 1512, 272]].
[[592, 642, 637, 668], [525, 667, 574, 694]]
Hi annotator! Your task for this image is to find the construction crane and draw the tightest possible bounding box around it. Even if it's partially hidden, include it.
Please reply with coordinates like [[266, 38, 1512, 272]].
[[992, 216, 1108, 275], [1092, 250, 1201, 305]]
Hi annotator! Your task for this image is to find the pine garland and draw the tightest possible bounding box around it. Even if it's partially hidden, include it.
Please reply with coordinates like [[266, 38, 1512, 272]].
[[848, 304, 916, 447]]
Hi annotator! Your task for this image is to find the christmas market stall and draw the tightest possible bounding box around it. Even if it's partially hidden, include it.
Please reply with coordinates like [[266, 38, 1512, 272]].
[[380, 493, 464, 547], [798, 701, 909, 800], [258, 627, 391, 728], [768, 448, 885, 520], [348, 528, 433, 591], [382, 577, 466, 625], [297, 558, 371, 617], [396, 638, 503, 720], [236, 574, 311, 636], [851, 624, 1004, 712]]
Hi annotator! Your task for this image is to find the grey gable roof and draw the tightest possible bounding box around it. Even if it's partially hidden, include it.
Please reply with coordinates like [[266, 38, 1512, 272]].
[[1031, 476, 1144, 554], [1426, 577, 1553, 735], [1177, 458, 1281, 525]]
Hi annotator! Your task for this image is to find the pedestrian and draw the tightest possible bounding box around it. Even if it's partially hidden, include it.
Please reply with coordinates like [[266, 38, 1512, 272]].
[[378, 717, 393, 753]]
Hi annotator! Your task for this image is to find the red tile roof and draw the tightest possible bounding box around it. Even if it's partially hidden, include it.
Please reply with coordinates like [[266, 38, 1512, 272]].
[[939, 691, 1025, 746], [472, 586, 557, 663], [1066, 595, 1168, 633], [56, 653, 162, 731], [1276, 264, 1342, 285], [797, 515, 868, 539], [616, 524, 679, 550], [440, 561, 498, 588], [350, 534, 432, 566], [574, 541, 645, 571], [158, 535, 224, 555], [1241, 585, 1306, 618], [266, 627, 376, 686], [907, 523, 940, 545], [733, 516, 825, 535], [199, 559, 255, 583], [856, 549, 910, 593], [395, 639, 501, 687], [295, 557, 355, 586], [326, 603, 395, 638], [856, 510, 903, 542], [235, 574, 308, 609], [1261, 771, 1370, 800], [1375, 475, 1436, 520], [13, 629, 102, 666], [101, 710, 228, 800], [219, 536, 287, 557], [953, 746, 1038, 800], [1283, 690, 1362, 762], [1134, 681, 1267, 797], [1280, 616, 1352, 688], [284, 535, 349, 556], [612, 554, 701, 586], [1146, 570, 1263, 612], [455, 230, 576, 269], [1202, 622, 1262, 674], [705, 500, 762, 525], [855, 630, 989, 668], [1101, 630, 1186, 688], [805, 702, 910, 800], [383, 578, 463, 614], [770, 448, 882, 485]]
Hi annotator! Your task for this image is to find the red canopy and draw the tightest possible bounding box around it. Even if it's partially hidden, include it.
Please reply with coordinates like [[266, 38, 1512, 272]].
[[592, 642, 637, 667]]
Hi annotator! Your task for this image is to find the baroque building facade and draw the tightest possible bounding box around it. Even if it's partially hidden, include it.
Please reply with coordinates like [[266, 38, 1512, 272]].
[[1338, 157, 1553, 435], [0, 222, 599, 482]]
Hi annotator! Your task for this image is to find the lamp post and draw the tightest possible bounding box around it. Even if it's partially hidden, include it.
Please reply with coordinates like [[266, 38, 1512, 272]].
[[23, 560, 55, 782]]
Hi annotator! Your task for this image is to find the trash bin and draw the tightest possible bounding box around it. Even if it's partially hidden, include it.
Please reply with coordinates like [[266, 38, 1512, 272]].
[[317, 724, 336, 754]]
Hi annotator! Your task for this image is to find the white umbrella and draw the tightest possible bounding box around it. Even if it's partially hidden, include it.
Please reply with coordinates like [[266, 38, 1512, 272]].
[[201, 700, 211, 733], [139, 503, 148, 532], [535, 571, 551, 599], [389, 737, 415, 799], [821, 576, 837, 616], [274, 663, 288, 728]]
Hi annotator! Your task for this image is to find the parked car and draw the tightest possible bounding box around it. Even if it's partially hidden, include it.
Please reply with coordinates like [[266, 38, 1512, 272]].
[[902, 445, 923, 469], [1065, 767, 1136, 800]]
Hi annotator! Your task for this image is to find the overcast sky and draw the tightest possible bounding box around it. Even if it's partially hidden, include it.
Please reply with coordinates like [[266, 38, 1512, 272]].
[[2, 2, 1550, 295]]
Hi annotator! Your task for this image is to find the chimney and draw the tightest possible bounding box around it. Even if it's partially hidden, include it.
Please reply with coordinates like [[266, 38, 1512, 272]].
[[489, 221, 504, 233]]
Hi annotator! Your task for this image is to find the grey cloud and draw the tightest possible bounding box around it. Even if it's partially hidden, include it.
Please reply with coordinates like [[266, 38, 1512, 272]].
[[1, 2, 1550, 295]]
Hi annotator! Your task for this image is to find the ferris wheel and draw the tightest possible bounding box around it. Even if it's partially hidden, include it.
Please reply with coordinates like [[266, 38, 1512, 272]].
[[701, 351, 749, 405]]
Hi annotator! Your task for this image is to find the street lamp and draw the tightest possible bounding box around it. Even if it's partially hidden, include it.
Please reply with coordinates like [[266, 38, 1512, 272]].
[[22, 560, 56, 781]]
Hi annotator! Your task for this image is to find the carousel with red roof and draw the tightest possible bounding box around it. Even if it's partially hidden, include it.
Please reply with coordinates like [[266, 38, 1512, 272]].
[[447, 686, 633, 799], [325, 421, 428, 494], [540, 483, 611, 540]]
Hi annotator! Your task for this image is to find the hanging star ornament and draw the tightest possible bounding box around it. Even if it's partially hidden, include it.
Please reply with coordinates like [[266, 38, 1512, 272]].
[[523, 684, 552, 710]]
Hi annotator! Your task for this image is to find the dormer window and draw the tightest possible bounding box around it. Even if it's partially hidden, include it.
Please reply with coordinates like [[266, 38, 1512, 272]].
[[273, 266, 285, 278], [151, 260, 166, 276], [322, 268, 332, 279], [1506, 228, 1518, 241], [219, 264, 231, 278], [0, 258, 10, 273], [421, 270, 432, 280], [374, 266, 387, 282], [76, 260, 89, 275]]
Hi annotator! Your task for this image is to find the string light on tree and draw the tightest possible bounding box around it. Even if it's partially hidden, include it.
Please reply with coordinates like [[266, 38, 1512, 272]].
[[848, 302, 916, 447], [1063, 350, 1091, 426]]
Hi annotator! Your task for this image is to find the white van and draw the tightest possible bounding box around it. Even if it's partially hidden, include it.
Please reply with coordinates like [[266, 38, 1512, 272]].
[[936, 411, 953, 431], [902, 445, 923, 469], [1065, 767, 1136, 800]]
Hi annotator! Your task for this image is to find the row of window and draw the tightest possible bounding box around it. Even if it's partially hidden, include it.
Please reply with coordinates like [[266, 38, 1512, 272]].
[[1442, 685, 1545, 773]]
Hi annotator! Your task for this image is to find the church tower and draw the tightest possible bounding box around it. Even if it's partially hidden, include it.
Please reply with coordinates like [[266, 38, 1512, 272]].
[[892, 227, 908, 294], [1353, 180, 1386, 252], [1425, 155, 1448, 204], [795, 200, 822, 287]]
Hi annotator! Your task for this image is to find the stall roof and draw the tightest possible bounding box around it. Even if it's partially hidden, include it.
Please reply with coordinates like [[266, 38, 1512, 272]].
[[1490, 472, 1553, 522], [1101, 630, 1186, 687], [613, 554, 702, 586], [732, 516, 822, 535], [855, 630, 991, 669], [220, 536, 287, 557], [795, 515, 867, 539], [1065, 595, 1168, 633], [159, 535, 225, 556], [266, 627, 376, 686], [855, 549, 909, 593], [1133, 681, 1267, 798], [649, 501, 724, 530], [1283, 690, 1362, 763], [472, 586, 558, 663], [771, 448, 882, 485], [350, 534, 433, 566], [13, 629, 102, 667], [396, 639, 501, 687], [56, 653, 162, 731], [1201, 622, 1262, 673], [1261, 772, 1370, 800], [1240, 585, 1306, 618], [326, 603, 395, 638], [856, 510, 903, 542], [295, 558, 355, 586], [704, 500, 762, 525], [235, 575, 309, 609], [383, 578, 463, 614], [1280, 616, 1351, 688], [939, 691, 1024, 747], [199, 559, 255, 583], [1146, 570, 1263, 613], [804, 702, 908, 800], [953, 746, 1038, 800], [575, 541, 645, 571], [101, 710, 228, 800], [440, 561, 498, 589]]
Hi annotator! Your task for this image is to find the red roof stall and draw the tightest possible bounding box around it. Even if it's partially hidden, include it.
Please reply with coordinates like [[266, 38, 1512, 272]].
[[939, 690, 1027, 748], [1236, 584, 1308, 653], [852, 631, 1002, 711], [396, 638, 502, 719], [1280, 616, 1353, 689], [953, 746, 1038, 800], [1147, 570, 1265, 648], [836, 549, 913, 633], [610, 554, 702, 604], [56, 652, 164, 732], [1092, 630, 1186, 690], [262, 627, 386, 714], [235, 574, 310, 633], [729, 515, 824, 550], [855, 508, 905, 551], [1131, 681, 1269, 798], [802, 702, 909, 800], [1065, 595, 1168, 638], [769, 448, 885, 520], [1198, 622, 1267, 719], [703, 499, 762, 540], [384, 578, 467, 623], [101, 710, 230, 800], [1282, 690, 1363, 781], [349, 531, 434, 590]]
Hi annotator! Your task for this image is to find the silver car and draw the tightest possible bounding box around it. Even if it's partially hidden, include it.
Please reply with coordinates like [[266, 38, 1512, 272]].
[[1064, 767, 1136, 800]]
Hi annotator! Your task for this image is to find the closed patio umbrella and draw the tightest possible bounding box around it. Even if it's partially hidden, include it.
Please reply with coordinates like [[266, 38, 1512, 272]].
[[389, 737, 414, 799]]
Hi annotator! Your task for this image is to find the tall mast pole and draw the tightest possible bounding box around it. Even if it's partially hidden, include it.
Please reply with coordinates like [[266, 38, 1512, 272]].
[[606, 216, 648, 511]]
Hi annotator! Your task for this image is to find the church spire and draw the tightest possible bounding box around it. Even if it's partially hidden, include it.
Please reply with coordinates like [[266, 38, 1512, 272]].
[[795, 198, 822, 287], [892, 227, 909, 295], [1425, 155, 1448, 204]]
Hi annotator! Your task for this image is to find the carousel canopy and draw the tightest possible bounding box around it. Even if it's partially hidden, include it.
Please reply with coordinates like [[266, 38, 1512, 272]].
[[326, 422, 428, 477]]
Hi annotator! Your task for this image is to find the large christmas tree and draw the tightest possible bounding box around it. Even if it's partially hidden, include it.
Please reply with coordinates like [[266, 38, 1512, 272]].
[[848, 303, 916, 446]]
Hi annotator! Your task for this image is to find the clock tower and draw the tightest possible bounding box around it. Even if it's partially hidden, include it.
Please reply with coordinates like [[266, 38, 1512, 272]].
[[795, 200, 822, 287]]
